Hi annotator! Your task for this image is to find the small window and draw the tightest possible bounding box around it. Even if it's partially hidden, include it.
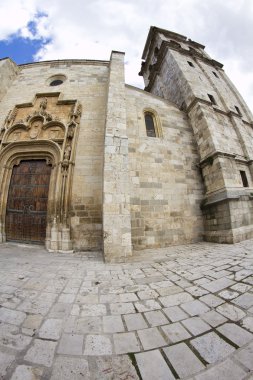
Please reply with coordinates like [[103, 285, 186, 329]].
[[188, 61, 194, 67], [212, 71, 219, 78], [46, 74, 67, 86], [240, 170, 249, 187], [145, 113, 156, 137], [208, 94, 217, 105], [235, 106, 242, 116], [50, 79, 63, 86]]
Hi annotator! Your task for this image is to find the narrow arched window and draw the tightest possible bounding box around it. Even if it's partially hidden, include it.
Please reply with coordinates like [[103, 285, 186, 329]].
[[145, 112, 156, 137]]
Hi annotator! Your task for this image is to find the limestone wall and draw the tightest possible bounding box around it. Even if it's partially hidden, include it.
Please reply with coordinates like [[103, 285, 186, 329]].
[[0, 60, 109, 251], [126, 86, 204, 249]]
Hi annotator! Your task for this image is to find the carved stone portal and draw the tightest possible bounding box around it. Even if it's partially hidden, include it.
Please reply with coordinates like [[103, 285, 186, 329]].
[[0, 93, 82, 252]]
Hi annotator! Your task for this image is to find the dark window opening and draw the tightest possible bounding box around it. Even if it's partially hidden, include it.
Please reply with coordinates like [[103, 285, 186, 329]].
[[145, 113, 156, 137], [240, 170, 249, 187], [188, 61, 194, 67], [213, 71, 219, 78], [235, 106, 242, 116], [208, 94, 217, 105], [50, 79, 63, 86]]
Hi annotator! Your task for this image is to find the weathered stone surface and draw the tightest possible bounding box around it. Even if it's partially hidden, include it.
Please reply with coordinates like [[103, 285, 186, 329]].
[[217, 323, 253, 347], [0, 352, 15, 378], [57, 334, 83, 355], [135, 350, 175, 380], [84, 335, 112, 355], [164, 342, 204, 377], [24, 339, 57, 367], [10, 365, 43, 380], [50, 357, 90, 380], [191, 332, 235, 363]]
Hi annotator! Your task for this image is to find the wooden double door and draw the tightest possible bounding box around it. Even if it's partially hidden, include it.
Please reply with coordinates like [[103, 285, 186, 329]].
[[5, 160, 51, 244]]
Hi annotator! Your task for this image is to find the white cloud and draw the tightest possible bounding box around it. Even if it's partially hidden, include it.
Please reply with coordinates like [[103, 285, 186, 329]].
[[0, 0, 252, 110]]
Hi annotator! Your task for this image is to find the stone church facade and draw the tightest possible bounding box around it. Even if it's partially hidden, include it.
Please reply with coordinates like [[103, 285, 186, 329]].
[[0, 26, 252, 262]]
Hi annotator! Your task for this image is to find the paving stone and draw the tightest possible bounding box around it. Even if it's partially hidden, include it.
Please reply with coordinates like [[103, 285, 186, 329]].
[[234, 341, 253, 370], [137, 289, 159, 300], [22, 314, 43, 330], [163, 305, 189, 322], [0, 326, 32, 350], [144, 310, 168, 326], [216, 303, 246, 321], [58, 293, 76, 303], [217, 323, 253, 347], [113, 332, 140, 354], [49, 303, 72, 318], [119, 292, 138, 302], [38, 318, 63, 340], [218, 290, 239, 300], [90, 355, 139, 380], [230, 283, 252, 292], [75, 317, 102, 333], [50, 356, 90, 380], [199, 293, 224, 307], [201, 310, 227, 327], [81, 304, 107, 316], [156, 285, 183, 297], [182, 317, 211, 335], [134, 299, 161, 312], [191, 331, 235, 363], [103, 315, 125, 333], [181, 300, 210, 316], [241, 316, 253, 332], [163, 342, 204, 377], [0, 307, 26, 325], [234, 269, 253, 281], [57, 333, 83, 355], [195, 358, 246, 380], [0, 351, 15, 378], [24, 339, 57, 367], [110, 302, 135, 315], [159, 292, 194, 307], [161, 322, 191, 343], [124, 313, 148, 331], [135, 350, 175, 380], [10, 365, 43, 380], [137, 327, 167, 350], [232, 292, 253, 309], [202, 278, 235, 293], [84, 335, 112, 355], [186, 286, 209, 297]]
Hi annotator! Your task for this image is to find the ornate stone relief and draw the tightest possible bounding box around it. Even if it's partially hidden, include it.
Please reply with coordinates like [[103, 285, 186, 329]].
[[0, 93, 82, 252]]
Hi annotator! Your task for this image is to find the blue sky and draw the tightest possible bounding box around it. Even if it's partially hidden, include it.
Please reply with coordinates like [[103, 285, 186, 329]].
[[0, 36, 45, 64], [0, 0, 252, 109]]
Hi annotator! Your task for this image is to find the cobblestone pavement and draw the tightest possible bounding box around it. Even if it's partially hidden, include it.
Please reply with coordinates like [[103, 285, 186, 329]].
[[0, 240, 253, 379]]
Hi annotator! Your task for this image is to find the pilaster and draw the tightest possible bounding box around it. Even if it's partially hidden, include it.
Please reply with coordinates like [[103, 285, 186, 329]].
[[103, 51, 132, 262]]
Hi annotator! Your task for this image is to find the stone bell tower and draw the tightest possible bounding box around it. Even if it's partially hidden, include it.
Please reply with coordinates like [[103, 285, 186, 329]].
[[140, 26, 253, 243]]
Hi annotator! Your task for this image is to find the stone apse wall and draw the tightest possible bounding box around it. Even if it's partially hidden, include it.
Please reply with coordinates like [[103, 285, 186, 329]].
[[1, 26, 252, 261]]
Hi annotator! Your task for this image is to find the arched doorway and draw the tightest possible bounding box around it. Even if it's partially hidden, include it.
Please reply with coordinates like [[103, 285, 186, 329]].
[[5, 159, 52, 244]]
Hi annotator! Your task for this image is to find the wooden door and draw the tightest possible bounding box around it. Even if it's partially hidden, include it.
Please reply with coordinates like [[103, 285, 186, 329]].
[[5, 160, 51, 244]]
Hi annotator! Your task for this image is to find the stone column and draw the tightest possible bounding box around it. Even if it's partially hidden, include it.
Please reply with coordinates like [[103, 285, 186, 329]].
[[103, 51, 132, 262]]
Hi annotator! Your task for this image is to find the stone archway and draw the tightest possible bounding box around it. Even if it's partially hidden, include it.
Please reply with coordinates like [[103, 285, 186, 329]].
[[5, 159, 52, 244], [0, 141, 65, 250], [0, 93, 82, 252]]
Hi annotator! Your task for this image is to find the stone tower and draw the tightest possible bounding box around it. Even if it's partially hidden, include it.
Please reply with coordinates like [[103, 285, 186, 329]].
[[140, 27, 253, 243]]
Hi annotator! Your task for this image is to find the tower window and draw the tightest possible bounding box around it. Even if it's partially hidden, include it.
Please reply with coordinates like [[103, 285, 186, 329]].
[[207, 94, 217, 105], [145, 113, 157, 137], [235, 106, 242, 116], [212, 71, 219, 78], [240, 171, 249, 187], [188, 61, 194, 67]]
